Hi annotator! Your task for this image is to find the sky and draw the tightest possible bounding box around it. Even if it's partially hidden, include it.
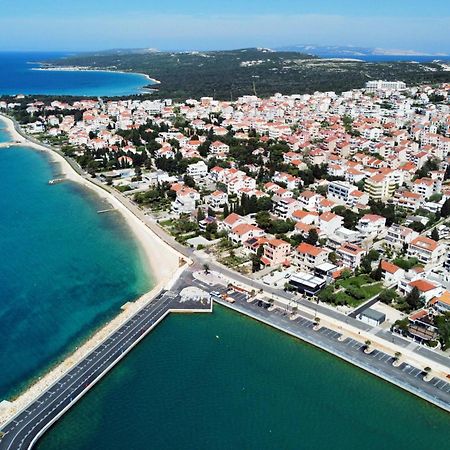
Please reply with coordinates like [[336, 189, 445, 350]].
[[0, 0, 449, 53]]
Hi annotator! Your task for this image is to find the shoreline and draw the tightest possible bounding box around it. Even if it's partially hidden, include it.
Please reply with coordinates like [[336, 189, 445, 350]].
[[33, 65, 161, 86], [0, 113, 182, 426]]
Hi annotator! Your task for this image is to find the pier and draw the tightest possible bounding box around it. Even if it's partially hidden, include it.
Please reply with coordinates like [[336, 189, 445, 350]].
[[0, 285, 211, 450]]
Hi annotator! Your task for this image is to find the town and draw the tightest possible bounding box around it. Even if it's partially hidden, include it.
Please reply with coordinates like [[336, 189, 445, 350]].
[[2, 79, 450, 352]]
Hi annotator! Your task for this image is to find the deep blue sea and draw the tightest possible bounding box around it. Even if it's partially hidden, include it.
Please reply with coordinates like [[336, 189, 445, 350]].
[[0, 52, 151, 96], [0, 119, 152, 399]]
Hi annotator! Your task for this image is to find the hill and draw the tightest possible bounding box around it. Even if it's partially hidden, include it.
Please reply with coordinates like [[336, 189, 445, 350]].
[[46, 48, 450, 100]]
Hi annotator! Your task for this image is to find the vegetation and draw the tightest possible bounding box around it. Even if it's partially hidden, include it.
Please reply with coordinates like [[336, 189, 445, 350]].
[[44, 48, 450, 101]]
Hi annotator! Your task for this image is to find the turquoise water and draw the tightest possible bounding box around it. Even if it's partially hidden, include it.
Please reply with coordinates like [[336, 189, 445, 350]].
[[37, 305, 450, 450], [0, 119, 152, 399], [0, 52, 152, 96]]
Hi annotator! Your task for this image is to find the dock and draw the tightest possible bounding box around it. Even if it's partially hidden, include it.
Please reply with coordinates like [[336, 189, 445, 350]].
[[48, 178, 66, 185], [0, 288, 212, 450], [97, 208, 117, 214]]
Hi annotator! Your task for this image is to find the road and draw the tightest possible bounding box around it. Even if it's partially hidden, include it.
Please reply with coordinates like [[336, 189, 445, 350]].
[[0, 289, 209, 450]]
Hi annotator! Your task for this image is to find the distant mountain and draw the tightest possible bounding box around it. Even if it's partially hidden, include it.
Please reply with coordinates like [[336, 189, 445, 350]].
[[276, 45, 448, 58]]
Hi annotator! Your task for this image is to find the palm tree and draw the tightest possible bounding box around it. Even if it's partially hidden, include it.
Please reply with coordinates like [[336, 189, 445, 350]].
[[365, 340, 371, 348], [394, 351, 401, 361]]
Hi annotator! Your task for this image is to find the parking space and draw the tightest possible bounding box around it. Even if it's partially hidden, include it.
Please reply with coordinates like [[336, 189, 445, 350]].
[[318, 327, 341, 340]]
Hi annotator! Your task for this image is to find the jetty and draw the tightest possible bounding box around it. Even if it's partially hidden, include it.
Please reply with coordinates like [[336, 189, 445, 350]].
[[0, 142, 22, 149], [97, 208, 117, 214], [48, 178, 66, 185], [0, 286, 212, 450]]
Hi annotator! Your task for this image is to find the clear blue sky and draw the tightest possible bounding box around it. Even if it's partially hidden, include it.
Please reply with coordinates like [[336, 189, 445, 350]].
[[1, 0, 449, 53]]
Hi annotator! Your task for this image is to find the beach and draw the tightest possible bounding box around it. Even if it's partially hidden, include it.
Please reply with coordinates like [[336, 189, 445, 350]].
[[0, 114, 182, 427]]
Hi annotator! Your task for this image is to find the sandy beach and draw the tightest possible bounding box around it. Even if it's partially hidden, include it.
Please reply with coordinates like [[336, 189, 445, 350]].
[[0, 113, 182, 426]]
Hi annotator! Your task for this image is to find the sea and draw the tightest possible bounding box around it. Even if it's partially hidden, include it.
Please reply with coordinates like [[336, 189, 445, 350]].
[[0, 119, 152, 399], [1, 52, 450, 449], [37, 305, 450, 450], [0, 52, 152, 97]]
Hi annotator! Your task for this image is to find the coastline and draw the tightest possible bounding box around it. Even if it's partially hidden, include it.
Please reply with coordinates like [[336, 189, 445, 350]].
[[33, 65, 161, 86], [0, 113, 182, 427]]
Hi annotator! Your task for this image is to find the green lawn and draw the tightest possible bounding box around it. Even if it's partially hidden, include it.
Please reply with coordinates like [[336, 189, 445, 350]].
[[333, 275, 384, 307]]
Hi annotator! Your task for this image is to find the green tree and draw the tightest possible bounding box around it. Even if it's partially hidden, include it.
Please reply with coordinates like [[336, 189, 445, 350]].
[[431, 227, 440, 242], [256, 211, 272, 230], [405, 286, 422, 311], [305, 229, 319, 246], [435, 312, 450, 350]]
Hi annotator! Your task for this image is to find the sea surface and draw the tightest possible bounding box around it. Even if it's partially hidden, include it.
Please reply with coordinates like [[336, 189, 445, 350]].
[[0, 119, 152, 399], [37, 305, 450, 450], [0, 52, 152, 97]]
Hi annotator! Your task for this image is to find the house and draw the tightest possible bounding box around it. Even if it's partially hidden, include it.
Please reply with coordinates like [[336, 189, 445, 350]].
[[210, 141, 230, 155], [412, 178, 435, 199], [171, 186, 201, 214], [206, 190, 228, 212], [407, 309, 439, 343], [385, 224, 419, 249], [365, 173, 396, 200], [187, 161, 208, 180], [298, 190, 321, 211], [337, 243, 366, 269], [356, 214, 386, 237], [319, 212, 343, 236], [400, 279, 443, 303], [272, 197, 299, 219], [429, 291, 450, 313], [229, 224, 265, 245], [262, 239, 292, 266], [288, 272, 327, 296], [327, 181, 359, 206], [380, 260, 404, 285], [291, 210, 319, 225], [407, 236, 447, 267], [295, 243, 330, 272], [220, 213, 249, 233]]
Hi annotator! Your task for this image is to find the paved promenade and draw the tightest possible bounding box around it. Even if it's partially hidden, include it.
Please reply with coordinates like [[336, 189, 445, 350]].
[[0, 289, 211, 450]]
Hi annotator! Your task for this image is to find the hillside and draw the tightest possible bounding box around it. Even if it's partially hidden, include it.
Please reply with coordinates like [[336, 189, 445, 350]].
[[47, 48, 450, 100]]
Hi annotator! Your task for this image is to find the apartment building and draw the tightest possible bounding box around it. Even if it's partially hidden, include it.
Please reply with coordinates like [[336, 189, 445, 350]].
[[407, 236, 447, 267], [337, 243, 366, 269]]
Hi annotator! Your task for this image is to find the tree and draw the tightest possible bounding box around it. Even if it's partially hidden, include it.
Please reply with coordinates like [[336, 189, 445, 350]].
[[431, 227, 440, 242], [405, 287, 422, 311], [256, 211, 272, 230], [305, 229, 319, 246], [378, 289, 397, 305], [371, 261, 383, 281], [435, 312, 450, 350], [203, 264, 210, 274], [197, 208, 205, 223], [441, 198, 450, 218], [328, 252, 338, 264]]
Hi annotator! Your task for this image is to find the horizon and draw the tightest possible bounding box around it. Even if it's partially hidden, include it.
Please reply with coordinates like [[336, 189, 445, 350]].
[[0, 0, 449, 53], [0, 45, 448, 57]]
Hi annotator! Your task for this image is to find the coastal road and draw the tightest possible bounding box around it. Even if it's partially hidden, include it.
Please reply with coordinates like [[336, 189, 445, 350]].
[[0, 291, 181, 450]]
